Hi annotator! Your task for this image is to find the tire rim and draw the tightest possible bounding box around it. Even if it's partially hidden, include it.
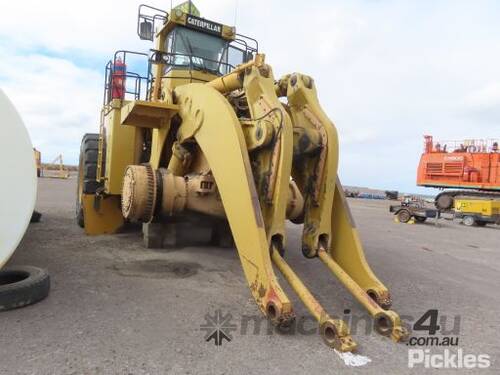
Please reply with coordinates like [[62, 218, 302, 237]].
[[398, 210, 411, 223], [463, 216, 474, 226]]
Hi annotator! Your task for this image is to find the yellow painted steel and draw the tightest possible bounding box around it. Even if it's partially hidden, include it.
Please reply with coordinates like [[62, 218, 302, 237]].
[[455, 199, 500, 216], [163, 69, 219, 93], [172, 1, 201, 17], [43, 154, 70, 179], [173, 83, 294, 324], [33, 148, 42, 177], [279, 73, 339, 257], [82, 194, 124, 235], [79, 7, 410, 350], [243, 64, 293, 246], [330, 179, 393, 307], [101, 100, 142, 194], [121, 101, 178, 129], [318, 250, 408, 342], [207, 54, 265, 94], [165, 9, 236, 41], [318, 250, 379, 315], [271, 250, 356, 352]]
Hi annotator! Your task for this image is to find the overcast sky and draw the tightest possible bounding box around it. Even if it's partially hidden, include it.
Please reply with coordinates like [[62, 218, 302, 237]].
[[1, 0, 499, 193]]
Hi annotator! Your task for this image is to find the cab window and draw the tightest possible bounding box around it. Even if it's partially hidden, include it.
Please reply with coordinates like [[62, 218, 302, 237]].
[[166, 26, 230, 75]]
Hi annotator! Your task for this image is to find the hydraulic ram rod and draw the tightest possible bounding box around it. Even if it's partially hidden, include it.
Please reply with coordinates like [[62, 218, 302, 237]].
[[271, 250, 357, 352], [317, 249, 409, 342]]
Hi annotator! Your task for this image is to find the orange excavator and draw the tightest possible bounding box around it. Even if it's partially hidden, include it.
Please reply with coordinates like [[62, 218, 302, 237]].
[[417, 135, 500, 209]]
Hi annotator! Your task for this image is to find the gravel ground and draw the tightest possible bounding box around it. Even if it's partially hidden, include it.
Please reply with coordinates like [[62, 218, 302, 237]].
[[1, 177, 499, 374]]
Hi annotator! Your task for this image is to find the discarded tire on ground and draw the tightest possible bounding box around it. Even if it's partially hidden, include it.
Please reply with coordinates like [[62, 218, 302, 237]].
[[0, 266, 50, 312]]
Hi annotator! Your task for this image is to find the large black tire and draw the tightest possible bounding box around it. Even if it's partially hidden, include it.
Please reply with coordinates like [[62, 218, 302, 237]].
[[76, 133, 102, 228], [0, 266, 50, 312], [415, 216, 427, 223]]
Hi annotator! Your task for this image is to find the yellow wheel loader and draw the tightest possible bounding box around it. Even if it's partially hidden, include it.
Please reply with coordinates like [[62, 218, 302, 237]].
[[76, 4, 408, 351]]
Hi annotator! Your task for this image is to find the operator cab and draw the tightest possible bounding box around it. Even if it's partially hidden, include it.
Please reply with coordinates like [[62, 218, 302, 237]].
[[138, 4, 258, 78], [102, 4, 258, 106]]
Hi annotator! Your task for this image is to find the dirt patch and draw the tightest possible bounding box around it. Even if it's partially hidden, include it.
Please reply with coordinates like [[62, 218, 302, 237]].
[[111, 259, 201, 279]]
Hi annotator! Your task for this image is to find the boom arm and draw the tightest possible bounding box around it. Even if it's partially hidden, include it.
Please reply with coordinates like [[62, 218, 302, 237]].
[[85, 53, 409, 351], [173, 83, 295, 326]]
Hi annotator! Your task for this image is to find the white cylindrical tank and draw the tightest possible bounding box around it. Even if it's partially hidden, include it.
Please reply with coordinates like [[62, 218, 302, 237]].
[[0, 89, 37, 269]]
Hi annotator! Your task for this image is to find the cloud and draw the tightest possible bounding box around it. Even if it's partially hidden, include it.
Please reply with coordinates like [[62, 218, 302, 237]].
[[0, 48, 102, 163], [1, 0, 500, 194], [461, 82, 500, 124], [0, 1, 143, 53]]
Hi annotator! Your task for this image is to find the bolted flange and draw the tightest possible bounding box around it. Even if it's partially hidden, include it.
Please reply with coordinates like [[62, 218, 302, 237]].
[[121, 164, 157, 222]]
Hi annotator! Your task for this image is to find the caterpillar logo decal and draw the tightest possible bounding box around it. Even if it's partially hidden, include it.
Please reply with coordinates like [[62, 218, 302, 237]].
[[186, 14, 223, 36]]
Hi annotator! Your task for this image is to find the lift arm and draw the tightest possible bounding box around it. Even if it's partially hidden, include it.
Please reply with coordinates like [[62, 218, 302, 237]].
[[242, 64, 294, 249], [173, 83, 294, 326], [277, 73, 408, 342], [277, 74, 339, 257]]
